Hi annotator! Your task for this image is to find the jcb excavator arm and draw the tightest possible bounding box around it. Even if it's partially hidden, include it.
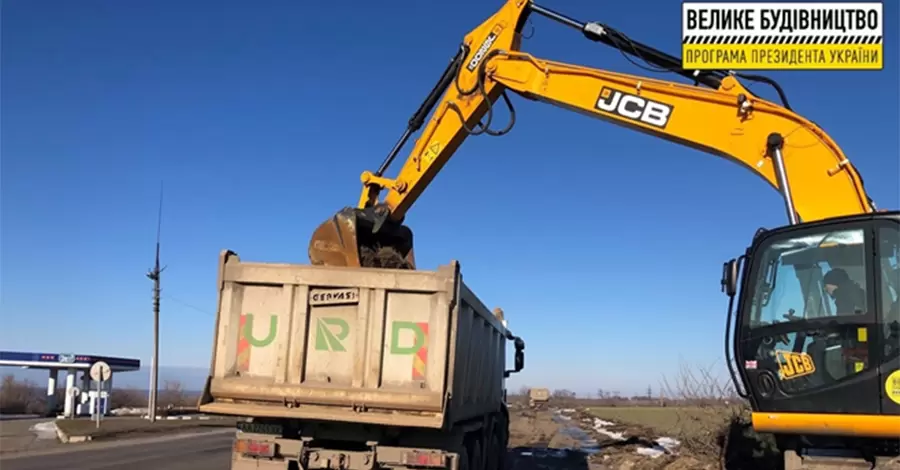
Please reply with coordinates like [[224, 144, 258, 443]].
[[308, 0, 875, 269]]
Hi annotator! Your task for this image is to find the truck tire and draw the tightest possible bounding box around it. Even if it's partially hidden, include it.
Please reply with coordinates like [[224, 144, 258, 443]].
[[469, 436, 484, 470], [457, 446, 470, 470], [498, 414, 509, 470], [486, 430, 502, 470]]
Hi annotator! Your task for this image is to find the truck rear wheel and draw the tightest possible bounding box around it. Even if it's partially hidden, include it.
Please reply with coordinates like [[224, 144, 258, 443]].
[[457, 446, 470, 470], [485, 431, 502, 470], [468, 436, 484, 470]]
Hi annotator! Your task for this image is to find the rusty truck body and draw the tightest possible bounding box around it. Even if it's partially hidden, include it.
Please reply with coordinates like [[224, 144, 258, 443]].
[[527, 388, 550, 409], [198, 250, 525, 470]]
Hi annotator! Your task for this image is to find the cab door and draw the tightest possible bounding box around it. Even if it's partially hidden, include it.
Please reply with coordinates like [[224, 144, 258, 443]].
[[876, 221, 900, 415], [735, 221, 882, 416]]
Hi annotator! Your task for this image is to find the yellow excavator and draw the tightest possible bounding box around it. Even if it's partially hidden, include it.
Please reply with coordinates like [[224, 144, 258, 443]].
[[307, 0, 899, 468]]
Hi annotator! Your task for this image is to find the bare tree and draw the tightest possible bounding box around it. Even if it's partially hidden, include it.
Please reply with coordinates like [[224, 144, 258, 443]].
[[0, 375, 45, 415], [158, 380, 188, 411], [113, 387, 148, 408]]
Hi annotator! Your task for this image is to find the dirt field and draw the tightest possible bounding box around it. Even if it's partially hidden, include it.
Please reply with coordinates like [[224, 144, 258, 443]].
[[587, 407, 721, 435], [506, 405, 604, 470], [504, 404, 802, 470], [506, 405, 722, 470]]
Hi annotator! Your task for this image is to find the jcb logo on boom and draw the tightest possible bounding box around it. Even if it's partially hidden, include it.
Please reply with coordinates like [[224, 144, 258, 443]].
[[594, 87, 673, 129], [775, 350, 816, 380]]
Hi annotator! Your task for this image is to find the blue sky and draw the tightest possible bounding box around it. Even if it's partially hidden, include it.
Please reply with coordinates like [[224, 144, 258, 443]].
[[2, 0, 897, 397]]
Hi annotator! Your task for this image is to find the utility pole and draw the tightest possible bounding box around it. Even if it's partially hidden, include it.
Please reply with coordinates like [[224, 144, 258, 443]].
[[146, 183, 165, 423]]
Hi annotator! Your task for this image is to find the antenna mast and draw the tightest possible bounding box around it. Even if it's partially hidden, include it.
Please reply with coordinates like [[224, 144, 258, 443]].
[[146, 182, 165, 423]]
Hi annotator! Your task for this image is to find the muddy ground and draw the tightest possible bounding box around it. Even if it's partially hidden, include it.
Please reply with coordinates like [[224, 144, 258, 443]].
[[505, 405, 718, 470]]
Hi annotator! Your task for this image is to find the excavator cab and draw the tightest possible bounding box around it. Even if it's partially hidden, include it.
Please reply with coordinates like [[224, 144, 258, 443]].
[[723, 211, 900, 463]]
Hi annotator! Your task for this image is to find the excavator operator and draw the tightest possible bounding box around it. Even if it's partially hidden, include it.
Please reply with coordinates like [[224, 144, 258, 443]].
[[822, 268, 866, 314]]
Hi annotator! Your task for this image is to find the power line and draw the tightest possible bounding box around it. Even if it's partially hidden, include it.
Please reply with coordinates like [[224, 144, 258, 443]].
[[163, 295, 213, 316]]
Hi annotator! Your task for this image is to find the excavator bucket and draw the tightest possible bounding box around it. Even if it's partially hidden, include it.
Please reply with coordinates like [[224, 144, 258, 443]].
[[308, 207, 416, 269]]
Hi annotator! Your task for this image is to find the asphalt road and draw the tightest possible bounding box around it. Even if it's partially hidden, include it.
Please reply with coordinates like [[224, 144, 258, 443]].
[[0, 429, 234, 470]]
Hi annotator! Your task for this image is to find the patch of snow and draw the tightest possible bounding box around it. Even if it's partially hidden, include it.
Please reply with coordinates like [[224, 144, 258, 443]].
[[594, 428, 626, 440], [634, 437, 681, 458], [29, 421, 59, 440], [582, 412, 681, 460], [110, 407, 148, 416], [656, 436, 681, 451], [636, 447, 666, 458], [591, 418, 626, 441]]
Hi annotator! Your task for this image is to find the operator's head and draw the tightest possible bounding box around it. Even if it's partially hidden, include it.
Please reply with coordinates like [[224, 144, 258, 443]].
[[823, 268, 851, 296]]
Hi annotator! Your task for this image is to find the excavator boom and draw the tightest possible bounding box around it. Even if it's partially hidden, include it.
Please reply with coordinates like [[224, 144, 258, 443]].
[[307, 0, 875, 269]]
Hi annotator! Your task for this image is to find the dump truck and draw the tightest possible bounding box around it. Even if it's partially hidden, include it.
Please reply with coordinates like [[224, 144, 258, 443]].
[[198, 250, 526, 470], [527, 388, 550, 409]]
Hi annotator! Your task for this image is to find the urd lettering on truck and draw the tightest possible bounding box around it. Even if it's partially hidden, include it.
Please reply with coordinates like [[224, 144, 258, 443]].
[[237, 313, 278, 372], [594, 86, 673, 129], [314, 317, 350, 352], [309, 288, 360, 306], [391, 322, 430, 380]]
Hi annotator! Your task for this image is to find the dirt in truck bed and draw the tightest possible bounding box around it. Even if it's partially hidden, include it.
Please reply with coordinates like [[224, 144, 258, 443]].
[[359, 246, 412, 269]]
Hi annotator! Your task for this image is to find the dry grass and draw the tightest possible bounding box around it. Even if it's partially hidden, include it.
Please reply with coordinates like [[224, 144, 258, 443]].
[[0, 375, 57, 415], [510, 361, 783, 468], [587, 406, 724, 437], [0, 376, 201, 418], [580, 360, 781, 469]]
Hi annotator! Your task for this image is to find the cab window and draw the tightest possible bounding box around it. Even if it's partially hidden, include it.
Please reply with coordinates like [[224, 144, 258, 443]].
[[748, 227, 868, 327], [743, 227, 873, 391], [879, 225, 899, 356]]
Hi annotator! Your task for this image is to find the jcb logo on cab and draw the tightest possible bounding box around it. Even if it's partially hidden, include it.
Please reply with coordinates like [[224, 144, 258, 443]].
[[776, 351, 816, 380]]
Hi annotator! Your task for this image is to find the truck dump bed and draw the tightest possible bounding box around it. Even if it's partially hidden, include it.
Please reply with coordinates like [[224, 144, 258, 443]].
[[528, 388, 550, 402], [198, 250, 517, 430]]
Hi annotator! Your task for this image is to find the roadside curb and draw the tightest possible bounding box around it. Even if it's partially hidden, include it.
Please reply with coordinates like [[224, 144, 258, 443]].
[[105, 415, 214, 421], [53, 415, 228, 444], [1, 428, 236, 460], [57, 428, 91, 444], [153, 415, 213, 421]]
